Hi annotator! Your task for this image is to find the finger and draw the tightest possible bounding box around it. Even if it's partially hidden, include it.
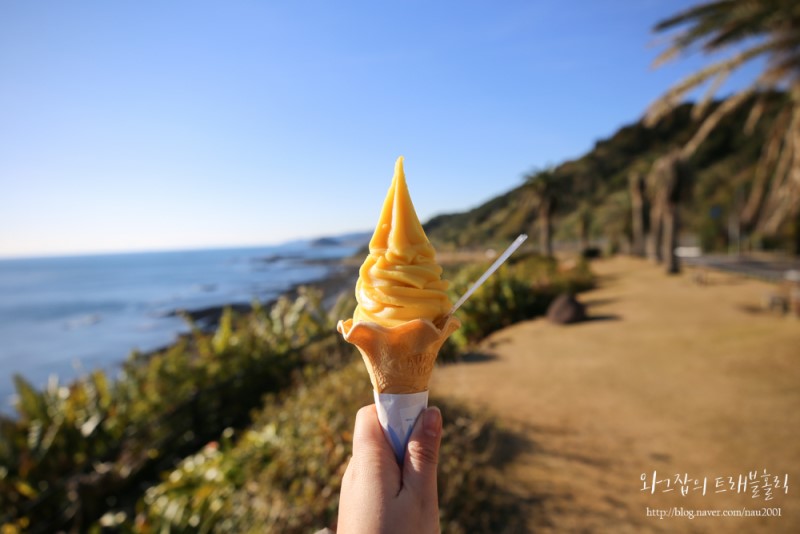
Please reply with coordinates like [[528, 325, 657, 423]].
[[350, 404, 399, 476], [339, 405, 395, 533], [351, 405, 385, 457], [402, 406, 442, 497]]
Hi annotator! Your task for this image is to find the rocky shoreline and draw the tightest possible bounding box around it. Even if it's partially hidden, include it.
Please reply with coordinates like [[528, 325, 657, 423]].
[[165, 258, 359, 331]]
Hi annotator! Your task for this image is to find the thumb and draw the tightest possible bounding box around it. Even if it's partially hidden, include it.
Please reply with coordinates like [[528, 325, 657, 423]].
[[403, 406, 442, 497]]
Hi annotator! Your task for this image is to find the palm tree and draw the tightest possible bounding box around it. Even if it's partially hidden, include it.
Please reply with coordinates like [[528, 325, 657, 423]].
[[576, 201, 592, 252], [646, 161, 665, 263], [646, 150, 694, 273], [629, 169, 647, 257], [647, 0, 800, 241], [525, 169, 559, 257]]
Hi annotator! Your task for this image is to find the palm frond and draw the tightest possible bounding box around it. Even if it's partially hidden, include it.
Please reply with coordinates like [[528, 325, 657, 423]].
[[682, 86, 756, 157], [653, 1, 733, 33], [761, 55, 800, 86], [651, 0, 800, 237], [743, 92, 769, 134], [646, 41, 771, 126], [703, 2, 777, 51], [654, 1, 748, 66], [692, 70, 731, 119], [742, 106, 792, 226], [654, 0, 790, 65], [758, 108, 799, 232]]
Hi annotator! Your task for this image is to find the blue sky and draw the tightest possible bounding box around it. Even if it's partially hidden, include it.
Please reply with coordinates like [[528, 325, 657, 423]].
[[0, 0, 763, 257]]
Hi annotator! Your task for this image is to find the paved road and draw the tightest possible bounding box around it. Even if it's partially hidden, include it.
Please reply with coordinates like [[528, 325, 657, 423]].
[[684, 254, 800, 283]]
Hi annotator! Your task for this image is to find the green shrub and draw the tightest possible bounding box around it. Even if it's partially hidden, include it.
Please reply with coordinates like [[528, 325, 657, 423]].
[[0, 288, 339, 531], [444, 254, 594, 354]]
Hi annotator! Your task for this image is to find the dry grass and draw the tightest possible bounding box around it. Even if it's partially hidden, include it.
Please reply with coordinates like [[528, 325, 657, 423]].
[[431, 256, 800, 533]]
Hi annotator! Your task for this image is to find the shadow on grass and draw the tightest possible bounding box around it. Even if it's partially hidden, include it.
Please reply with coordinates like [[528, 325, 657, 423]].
[[511, 421, 619, 532], [549, 314, 622, 325], [596, 273, 621, 284], [437, 399, 543, 534], [738, 303, 767, 315], [584, 314, 622, 322], [582, 297, 619, 307], [737, 302, 794, 317], [459, 351, 499, 363]]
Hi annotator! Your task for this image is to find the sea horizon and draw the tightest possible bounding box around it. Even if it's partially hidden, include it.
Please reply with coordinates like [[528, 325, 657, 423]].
[[0, 230, 372, 262]]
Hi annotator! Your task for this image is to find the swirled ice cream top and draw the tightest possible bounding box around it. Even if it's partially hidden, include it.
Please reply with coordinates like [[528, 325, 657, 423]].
[[352, 157, 451, 327]]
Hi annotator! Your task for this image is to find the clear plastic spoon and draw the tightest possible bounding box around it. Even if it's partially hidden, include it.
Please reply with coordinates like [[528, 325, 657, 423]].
[[447, 233, 528, 316]]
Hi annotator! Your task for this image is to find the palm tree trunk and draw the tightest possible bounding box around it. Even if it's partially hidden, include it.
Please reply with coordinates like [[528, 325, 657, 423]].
[[579, 213, 589, 252], [647, 150, 688, 268], [629, 171, 646, 257], [538, 203, 553, 257], [662, 150, 689, 274], [647, 201, 663, 263], [794, 210, 800, 256], [579, 226, 589, 252], [663, 201, 680, 274]]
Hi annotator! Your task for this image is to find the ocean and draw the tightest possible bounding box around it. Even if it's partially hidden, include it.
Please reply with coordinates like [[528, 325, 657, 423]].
[[0, 240, 361, 414]]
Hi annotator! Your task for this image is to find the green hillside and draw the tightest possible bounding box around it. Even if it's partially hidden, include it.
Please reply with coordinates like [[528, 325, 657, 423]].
[[425, 92, 795, 253]]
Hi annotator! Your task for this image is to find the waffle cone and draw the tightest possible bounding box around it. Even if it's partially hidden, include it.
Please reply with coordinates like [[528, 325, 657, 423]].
[[337, 316, 461, 394]]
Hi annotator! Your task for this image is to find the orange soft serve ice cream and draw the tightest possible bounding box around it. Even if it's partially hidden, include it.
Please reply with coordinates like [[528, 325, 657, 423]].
[[353, 156, 450, 327], [337, 157, 460, 395]]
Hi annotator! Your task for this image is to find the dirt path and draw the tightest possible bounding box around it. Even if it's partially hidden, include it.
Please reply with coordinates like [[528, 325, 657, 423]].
[[430, 256, 800, 533]]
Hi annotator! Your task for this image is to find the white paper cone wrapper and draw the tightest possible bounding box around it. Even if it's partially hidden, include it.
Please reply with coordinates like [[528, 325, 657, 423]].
[[373, 390, 429, 464]]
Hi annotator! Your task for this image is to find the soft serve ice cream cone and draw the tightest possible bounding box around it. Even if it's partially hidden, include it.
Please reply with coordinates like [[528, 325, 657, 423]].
[[337, 156, 460, 462], [339, 318, 459, 394]]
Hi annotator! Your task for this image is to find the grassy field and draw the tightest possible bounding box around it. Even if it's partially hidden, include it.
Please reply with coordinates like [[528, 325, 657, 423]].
[[431, 256, 800, 533]]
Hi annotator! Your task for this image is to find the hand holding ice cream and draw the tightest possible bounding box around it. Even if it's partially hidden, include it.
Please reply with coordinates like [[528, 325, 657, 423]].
[[337, 157, 525, 462], [337, 156, 459, 461], [336, 157, 527, 534], [337, 404, 443, 534]]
